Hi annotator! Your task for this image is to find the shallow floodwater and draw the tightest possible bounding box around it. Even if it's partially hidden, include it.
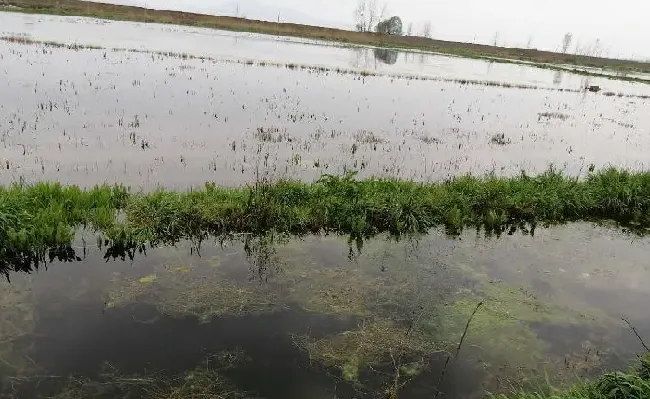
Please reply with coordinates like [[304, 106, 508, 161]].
[[2, 11, 650, 94], [1, 224, 649, 398], [1, 37, 650, 188]]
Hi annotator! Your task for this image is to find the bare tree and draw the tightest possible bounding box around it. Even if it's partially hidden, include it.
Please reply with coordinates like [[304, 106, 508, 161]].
[[377, 3, 387, 30], [354, 0, 379, 32], [592, 38, 602, 57], [493, 31, 500, 46], [561, 32, 573, 54], [354, 0, 366, 31], [421, 21, 432, 38], [406, 22, 413, 36], [367, 0, 378, 33], [526, 35, 533, 49]]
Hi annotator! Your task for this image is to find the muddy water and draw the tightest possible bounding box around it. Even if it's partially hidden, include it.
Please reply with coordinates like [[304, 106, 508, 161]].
[[1, 39, 650, 188], [1, 224, 649, 398], [2, 11, 650, 94]]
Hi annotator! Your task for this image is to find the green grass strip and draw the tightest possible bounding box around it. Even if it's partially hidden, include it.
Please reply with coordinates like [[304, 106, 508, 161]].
[[3, 168, 650, 273]]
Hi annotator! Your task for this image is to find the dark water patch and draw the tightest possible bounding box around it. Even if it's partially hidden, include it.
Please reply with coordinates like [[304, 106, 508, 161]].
[[27, 296, 358, 398]]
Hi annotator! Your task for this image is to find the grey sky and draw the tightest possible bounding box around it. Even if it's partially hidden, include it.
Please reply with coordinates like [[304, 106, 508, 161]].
[[90, 0, 650, 60]]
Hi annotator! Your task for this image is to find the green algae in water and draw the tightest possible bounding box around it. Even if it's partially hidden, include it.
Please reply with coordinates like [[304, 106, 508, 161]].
[[295, 318, 438, 383], [103, 234, 622, 395]]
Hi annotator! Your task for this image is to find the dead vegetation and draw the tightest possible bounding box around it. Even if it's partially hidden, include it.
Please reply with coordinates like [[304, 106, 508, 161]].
[[5, 351, 254, 399]]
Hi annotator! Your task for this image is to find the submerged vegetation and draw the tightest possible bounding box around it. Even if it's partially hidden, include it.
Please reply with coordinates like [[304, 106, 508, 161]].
[[4, 351, 255, 399], [102, 233, 612, 397], [4, 168, 650, 273]]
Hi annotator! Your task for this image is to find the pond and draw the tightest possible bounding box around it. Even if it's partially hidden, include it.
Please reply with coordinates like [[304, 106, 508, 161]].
[[1, 224, 649, 398]]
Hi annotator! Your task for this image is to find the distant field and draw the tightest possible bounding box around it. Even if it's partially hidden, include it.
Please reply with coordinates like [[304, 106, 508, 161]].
[[2, 0, 650, 75]]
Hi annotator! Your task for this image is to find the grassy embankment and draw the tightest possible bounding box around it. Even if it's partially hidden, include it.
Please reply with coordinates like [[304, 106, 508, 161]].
[[3, 168, 650, 273], [2, 0, 650, 82]]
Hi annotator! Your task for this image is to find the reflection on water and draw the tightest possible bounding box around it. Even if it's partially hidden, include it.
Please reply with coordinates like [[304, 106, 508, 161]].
[[373, 48, 399, 65], [1, 11, 649, 94], [1, 224, 649, 398]]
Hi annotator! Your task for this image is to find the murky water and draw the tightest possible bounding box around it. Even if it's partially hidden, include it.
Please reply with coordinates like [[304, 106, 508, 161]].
[[1, 224, 649, 398], [1, 35, 650, 188]]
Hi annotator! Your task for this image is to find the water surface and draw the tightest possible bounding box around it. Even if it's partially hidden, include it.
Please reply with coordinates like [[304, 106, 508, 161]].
[[1, 37, 649, 188], [2, 224, 648, 398], [2, 11, 650, 94]]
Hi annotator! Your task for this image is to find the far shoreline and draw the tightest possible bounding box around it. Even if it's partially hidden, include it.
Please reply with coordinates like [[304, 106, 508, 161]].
[[2, 0, 650, 84]]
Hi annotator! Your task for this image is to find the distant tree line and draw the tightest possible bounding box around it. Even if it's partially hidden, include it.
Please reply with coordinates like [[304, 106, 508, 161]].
[[354, 0, 431, 38]]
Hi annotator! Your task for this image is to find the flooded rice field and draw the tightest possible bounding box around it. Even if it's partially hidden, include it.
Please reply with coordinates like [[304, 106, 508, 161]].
[[1, 14, 650, 188], [2, 224, 650, 398], [5, 12, 650, 92], [2, 10, 650, 399]]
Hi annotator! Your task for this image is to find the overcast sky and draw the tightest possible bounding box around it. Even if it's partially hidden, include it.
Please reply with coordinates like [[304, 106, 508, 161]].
[[90, 0, 650, 60]]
